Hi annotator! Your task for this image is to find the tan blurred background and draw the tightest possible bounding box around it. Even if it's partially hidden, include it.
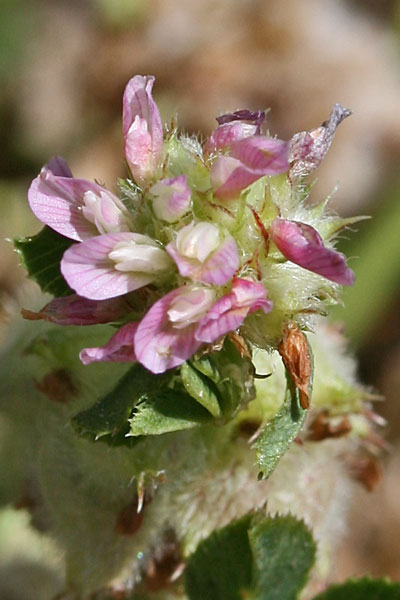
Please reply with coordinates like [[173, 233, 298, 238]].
[[1, 0, 400, 589]]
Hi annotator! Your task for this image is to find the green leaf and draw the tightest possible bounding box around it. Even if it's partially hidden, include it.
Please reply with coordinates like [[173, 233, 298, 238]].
[[314, 578, 400, 599], [184, 514, 253, 600], [181, 361, 221, 417], [184, 514, 316, 600], [253, 379, 307, 479], [71, 364, 171, 446], [249, 514, 316, 600], [14, 226, 73, 297], [190, 338, 256, 421], [128, 389, 213, 436]]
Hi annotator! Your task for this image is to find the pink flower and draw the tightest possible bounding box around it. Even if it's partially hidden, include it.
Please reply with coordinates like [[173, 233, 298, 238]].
[[80, 322, 139, 365], [134, 278, 272, 373], [166, 222, 239, 285], [134, 285, 215, 373], [28, 161, 131, 242], [77, 278, 272, 372], [269, 218, 355, 286], [150, 175, 191, 222], [290, 103, 351, 178], [61, 232, 173, 300], [211, 136, 290, 199], [196, 278, 273, 343], [122, 75, 163, 185]]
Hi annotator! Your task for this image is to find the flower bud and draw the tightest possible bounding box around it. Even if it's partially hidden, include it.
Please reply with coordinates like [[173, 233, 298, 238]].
[[82, 190, 132, 234], [167, 222, 239, 285], [150, 175, 191, 223], [122, 75, 163, 185]]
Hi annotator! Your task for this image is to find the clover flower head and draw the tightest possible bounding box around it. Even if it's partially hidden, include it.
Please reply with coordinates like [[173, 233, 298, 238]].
[[23, 75, 355, 374]]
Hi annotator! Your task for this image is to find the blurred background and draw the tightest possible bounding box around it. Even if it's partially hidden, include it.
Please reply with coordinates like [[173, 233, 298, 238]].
[[1, 0, 400, 596]]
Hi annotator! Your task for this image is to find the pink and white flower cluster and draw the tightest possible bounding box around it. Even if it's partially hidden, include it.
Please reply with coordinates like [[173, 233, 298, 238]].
[[27, 75, 354, 374]]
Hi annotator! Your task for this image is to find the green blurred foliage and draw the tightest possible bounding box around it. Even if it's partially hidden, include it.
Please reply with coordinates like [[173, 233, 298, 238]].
[[331, 182, 400, 347]]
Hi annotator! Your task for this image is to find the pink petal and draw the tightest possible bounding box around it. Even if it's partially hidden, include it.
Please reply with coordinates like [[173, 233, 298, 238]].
[[231, 136, 290, 173], [122, 75, 161, 140], [196, 278, 272, 343], [290, 104, 351, 178], [60, 233, 160, 300], [28, 168, 120, 241], [80, 322, 138, 365], [150, 175, 191, 222], [230, 278, 273, 315], [211, 156, 260, 200], [166, 224, 239, 285], [195, 236, 239, 285], [46, 156, 73, 177], [204, 122, 258, 155], [124, 117, 153, 181], [122, 75, 163, 183], [211, 137, 289, 199], [134, 288, 205, 373], [21, 294, 131, 326], [81, 188, 132, 235], [269, 218, 355, 286]]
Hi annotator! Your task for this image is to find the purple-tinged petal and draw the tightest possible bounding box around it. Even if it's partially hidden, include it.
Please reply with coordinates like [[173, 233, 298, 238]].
[[211, 156, 261, 199], [216, 109, 265, 129], [61, 232, 172, 300], [211, 137, 289, 199], [196, 278, 272, 343], [204, 122, 258, 155], [122, 75, 163, 184], [124, 117, 154, 181], [290, 104, 352, 178], [80, 322, 138, 365], [28, 170, 97, 241], [230, 278, 273, 314], [197, 236, 239, 285], [46, 156, 73, 177], [166, 222, 238, 285], [122, 75, 161, 140], [231, 136, 290, 173], [28, 168, 128, 241], [81, 189, 132, 235], [150, 175, 191, 222], [21, 294, 131, 326], [205, 109, 265, 155], [269, 218, 355, 286], [135, 286, 215, 373]]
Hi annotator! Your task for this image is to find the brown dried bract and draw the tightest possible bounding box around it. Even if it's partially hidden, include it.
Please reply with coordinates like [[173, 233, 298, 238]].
[[345, 454, 383, 492], [236, 419, 262, 440], [138, 529, 183, 593], [307, 411, 352, 441], [21, 307, 49, 322], [34, 368, 78, 403], [278, 322, 312, 409], [249, 206, 270, 253], [84, 588, 129, 600], [14, 492, 37, 511], [227, 332, 252, 359], [114, 497, 147, 536]]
